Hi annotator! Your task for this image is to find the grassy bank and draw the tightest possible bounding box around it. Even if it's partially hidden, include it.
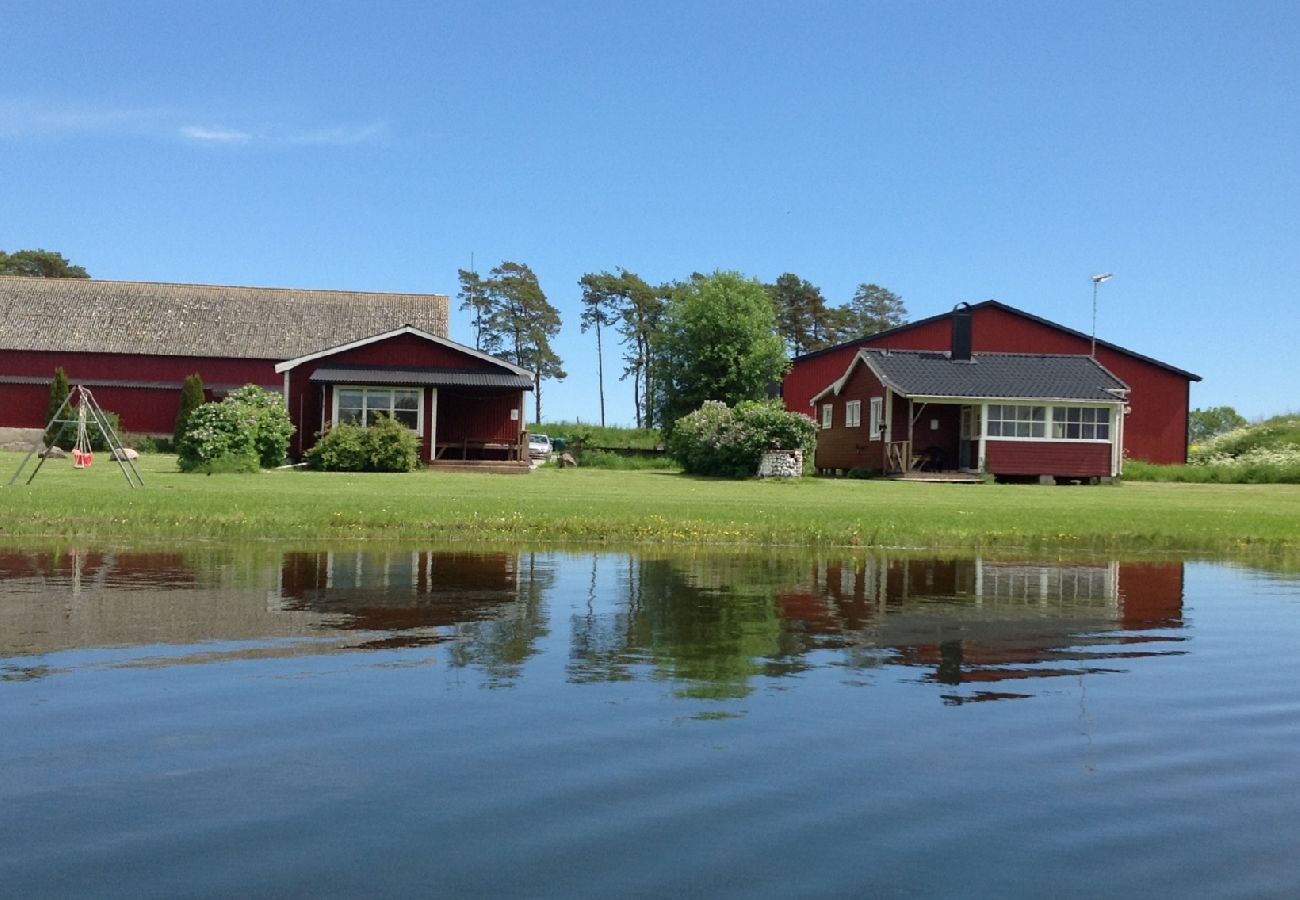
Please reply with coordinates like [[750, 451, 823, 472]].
[[2, 452, 1298, 557]]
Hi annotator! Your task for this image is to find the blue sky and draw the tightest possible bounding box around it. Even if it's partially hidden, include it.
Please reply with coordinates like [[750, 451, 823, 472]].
[[4, 1, 1297, 423]]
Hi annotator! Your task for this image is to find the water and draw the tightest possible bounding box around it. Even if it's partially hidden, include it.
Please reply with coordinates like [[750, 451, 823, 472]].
[[2, 548, 1299, 898]]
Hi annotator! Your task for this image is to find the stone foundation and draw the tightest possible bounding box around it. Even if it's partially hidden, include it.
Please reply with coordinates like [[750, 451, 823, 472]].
[[758, 449, 803, 478], [0, 427, 43, 452]]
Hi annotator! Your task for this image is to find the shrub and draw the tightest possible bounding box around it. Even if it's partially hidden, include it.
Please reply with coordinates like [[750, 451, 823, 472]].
[[176, 402, 259, 473], [573, 448, 677, 471], [174, 373, 206, 447], [305, 416, 420, 473], [44, 367, 70, 448], [667, 399, 817, 478], [365, 415, 421, 472], [224, 385, 295, 468]]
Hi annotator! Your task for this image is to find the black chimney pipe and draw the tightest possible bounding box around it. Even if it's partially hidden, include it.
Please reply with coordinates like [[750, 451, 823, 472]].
[[951, 302, 973, 361]]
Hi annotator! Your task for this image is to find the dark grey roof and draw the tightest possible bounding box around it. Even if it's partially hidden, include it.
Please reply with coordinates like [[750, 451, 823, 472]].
[[309, 366, 534, 390], [794, 299, 1201, 382], [0, 276, 448, 359], [825, 350, 1129, 402]]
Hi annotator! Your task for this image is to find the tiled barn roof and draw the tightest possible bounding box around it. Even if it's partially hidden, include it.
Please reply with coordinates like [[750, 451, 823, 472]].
[[813, 350, 1130, 404], [0, 276, 449, 360]]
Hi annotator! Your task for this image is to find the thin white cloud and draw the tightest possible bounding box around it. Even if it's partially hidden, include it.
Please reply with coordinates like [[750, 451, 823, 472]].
[[1, 98, 388, 149], [180, 125, 252, 143]]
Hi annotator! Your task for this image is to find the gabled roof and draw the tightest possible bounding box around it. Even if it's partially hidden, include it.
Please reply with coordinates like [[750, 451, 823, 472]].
[[273, 325, 534, 378], [811, 349, 1130, 405], [0, 276, 448, 360], [794, 299, 1201, 382]]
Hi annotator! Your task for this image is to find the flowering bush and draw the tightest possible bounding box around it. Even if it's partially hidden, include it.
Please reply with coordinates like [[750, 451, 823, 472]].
[[667, 399, 817, 478], [224, 385, 295, 468], [176, 402, 258, 473], [176, 385, 294, 473], [306, 416, 420, 473]]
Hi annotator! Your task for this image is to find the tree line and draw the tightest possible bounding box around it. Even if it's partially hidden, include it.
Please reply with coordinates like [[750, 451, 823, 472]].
[[462, 263, 907, 429]]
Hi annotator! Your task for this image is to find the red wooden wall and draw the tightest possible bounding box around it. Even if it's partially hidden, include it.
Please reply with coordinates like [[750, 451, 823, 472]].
[[0, 349, 278, 434], [286, 332, 525, 461], [983, 441, 1112, 478], [784, 305, 1196, 464]]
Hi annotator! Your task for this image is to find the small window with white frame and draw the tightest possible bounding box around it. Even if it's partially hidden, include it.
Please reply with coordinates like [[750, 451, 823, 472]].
[[845, 399, 862, 428], [334, 386, 422, 433], [869, 397, 884, 440], [821, 403, 833, 429], [986, 404, 1046, 438], [1052, 406, 1111, 440]]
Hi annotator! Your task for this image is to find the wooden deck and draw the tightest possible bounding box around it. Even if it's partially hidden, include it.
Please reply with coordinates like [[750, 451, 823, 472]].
[[887, 470, 984, 483], [425, 459, 531, 475]]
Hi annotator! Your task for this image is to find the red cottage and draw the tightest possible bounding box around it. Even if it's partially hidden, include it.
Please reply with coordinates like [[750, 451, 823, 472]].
[[0, 277, 533, 466], [810, 345, 1129, 481], [784, 300, 1200, 465]]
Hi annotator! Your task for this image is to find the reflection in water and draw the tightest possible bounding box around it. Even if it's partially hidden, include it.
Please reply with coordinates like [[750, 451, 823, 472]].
[[567, 556, 1187, 703], [0, 548, 1185, 701]]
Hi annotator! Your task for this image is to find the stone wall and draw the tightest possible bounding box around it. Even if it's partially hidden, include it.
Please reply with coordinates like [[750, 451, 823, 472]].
[[758, 449, 803, 478], [0, 427, 43, 452]]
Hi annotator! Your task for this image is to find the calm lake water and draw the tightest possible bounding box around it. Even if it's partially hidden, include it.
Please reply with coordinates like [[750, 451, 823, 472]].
[[2, 547, 1299, 899]]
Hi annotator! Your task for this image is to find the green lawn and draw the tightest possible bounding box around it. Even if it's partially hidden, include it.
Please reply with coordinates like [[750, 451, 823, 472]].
[[2, 451, 1298, 557]]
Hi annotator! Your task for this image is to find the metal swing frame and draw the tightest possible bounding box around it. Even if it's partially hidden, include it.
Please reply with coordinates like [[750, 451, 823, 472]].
[[7, 385, 145, 488]]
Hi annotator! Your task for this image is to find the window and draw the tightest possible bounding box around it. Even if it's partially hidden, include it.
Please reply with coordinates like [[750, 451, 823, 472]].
[[821, 403, 833, 429], [986, 404, 1046, 438], [845, 400, 862, 428], [334, 386, 422, 432], [1052, 406, 1110, 441], [869, 397, 884, 440]]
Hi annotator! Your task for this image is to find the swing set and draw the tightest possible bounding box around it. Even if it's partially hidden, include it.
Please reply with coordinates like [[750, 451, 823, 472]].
[[7, 385, 145, 488]]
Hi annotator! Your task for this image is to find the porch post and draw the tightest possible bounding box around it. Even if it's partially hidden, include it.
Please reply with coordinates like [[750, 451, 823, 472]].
[[977, 402, 988, 473]]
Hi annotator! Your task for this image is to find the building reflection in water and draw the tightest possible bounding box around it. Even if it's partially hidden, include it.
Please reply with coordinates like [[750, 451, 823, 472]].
[[567, 555, 1187, 703], [1, 549, 1185, 702]]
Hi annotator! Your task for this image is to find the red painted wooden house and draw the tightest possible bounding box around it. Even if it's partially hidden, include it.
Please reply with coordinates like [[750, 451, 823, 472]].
[[0, 277, 533, 465], [784, 300, 1200, 466]]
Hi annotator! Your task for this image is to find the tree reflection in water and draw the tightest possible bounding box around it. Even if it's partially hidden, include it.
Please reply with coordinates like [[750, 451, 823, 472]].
[[0, 548, 1186, 702]]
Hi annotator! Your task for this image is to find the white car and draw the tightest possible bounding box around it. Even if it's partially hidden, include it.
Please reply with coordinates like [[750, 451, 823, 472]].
[[528, 433, 552, 459]]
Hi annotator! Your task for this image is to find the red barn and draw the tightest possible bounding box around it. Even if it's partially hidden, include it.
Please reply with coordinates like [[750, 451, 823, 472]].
[[0, 277, 533, 466], [785, 300, 1200, 467]]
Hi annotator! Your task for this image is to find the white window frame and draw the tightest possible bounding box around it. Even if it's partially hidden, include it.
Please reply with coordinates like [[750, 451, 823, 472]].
[[845, 399, 862, 428], [984, 402, 1115, 443], [869, 397, 884, 440], [1051, 406, 1112, 441], [821, 403, 833, 429], [332, 385, 424, 435]]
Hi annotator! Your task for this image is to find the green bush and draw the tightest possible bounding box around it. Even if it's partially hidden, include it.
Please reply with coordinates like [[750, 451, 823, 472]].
[[366, 415, 421, 472], [224, 385, 295, 468], [175, 385, 294, 473], [667, 399, 817, 478], [176, 402, 259, 473], [573, 448, 677, 470], [174, 373, 206, 447], [306, 416, 420, 473]]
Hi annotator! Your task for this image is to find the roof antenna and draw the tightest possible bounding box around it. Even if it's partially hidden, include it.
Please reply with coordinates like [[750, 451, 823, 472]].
[[1090, 273, 1112, 358]]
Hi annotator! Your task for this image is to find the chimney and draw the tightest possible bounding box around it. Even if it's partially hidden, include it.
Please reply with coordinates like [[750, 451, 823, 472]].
[[951, 302, 973, 361]]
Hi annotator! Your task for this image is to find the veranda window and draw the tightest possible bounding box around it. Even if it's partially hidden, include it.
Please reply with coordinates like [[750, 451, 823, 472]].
[[335, 386, 421, 431], [1052, 406, 1111, 440], [986, 404, 1046, 438]]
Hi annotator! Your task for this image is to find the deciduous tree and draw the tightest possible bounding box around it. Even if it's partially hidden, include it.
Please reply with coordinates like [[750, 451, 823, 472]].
[[0, 248, 89, 278], [652, 271, 789, 432]]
